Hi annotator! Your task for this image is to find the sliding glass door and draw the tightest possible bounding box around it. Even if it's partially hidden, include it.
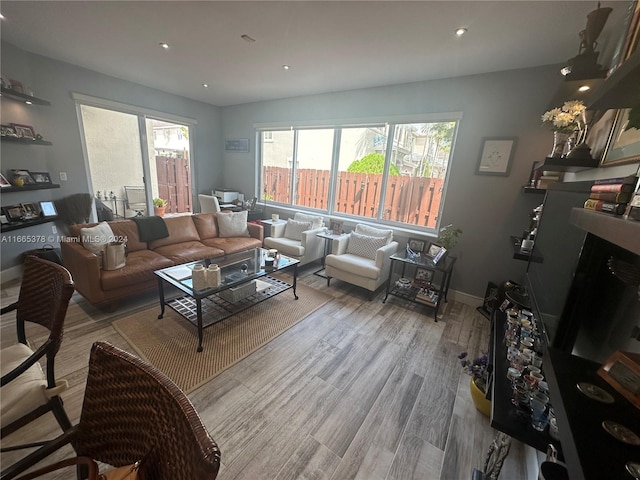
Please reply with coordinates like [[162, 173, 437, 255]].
[[78, 100, 193, 220]]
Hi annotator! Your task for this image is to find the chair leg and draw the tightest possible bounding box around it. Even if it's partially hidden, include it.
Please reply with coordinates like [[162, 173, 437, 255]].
[[50, 396, 73, 433]]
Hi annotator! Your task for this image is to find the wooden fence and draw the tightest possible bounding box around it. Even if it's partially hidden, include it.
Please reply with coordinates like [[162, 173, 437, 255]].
[[263, 167, 443, 228]]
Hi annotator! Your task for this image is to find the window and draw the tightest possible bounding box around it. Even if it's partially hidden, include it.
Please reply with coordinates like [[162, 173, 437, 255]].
[[259, 115, 459, 232]]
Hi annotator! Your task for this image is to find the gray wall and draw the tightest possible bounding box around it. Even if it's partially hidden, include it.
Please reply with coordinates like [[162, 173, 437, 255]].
[[1, 42, 222, 271], [221, 66, 571, 298]]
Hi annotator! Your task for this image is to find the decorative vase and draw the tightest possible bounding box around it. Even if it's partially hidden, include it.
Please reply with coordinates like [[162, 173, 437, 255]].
[[550, 131, 570, 158], [469, 377, 491, 417], [154, 206, 166, 217]]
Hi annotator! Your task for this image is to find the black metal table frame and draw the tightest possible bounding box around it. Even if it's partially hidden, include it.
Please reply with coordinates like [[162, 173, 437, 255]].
[[313, 231, 348, 278], [155, 249, 299, 352], [383, 253, 455, 320]]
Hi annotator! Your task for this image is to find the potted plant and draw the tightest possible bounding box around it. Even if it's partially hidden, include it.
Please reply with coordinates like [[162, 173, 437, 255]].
[[459, 351, 491, 416], [153, 197, 167, 217], [437, 224, 462, 251]]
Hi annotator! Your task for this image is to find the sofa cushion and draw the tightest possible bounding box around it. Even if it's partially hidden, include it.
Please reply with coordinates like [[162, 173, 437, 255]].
[[217, 211, 249, 238], [152, 241, 224, 264], [149, 216, 200, 249], [284, 219, 312, 241], [108, 220, 147, 252], [293, 212, 324, 229], [347, 231, 388, 259], [191, 213, 219, 240], [80, 222, 114, 260], [355, 224, 393, 244], [100, 250, 174, 291], [201, 237, 262, 255]]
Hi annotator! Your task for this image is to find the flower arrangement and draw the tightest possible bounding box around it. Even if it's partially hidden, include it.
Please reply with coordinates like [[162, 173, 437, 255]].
[[459, 351, 489, 393], [541, 100, 586, 134]]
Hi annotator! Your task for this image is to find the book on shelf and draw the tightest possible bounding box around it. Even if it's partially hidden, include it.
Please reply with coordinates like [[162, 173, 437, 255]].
[[415, 288, 438, 306], [587, 191, 633, 203], [593, 175, 638, 186], [590, 183, 636, 193], [584, 199, 627, 215], [537, 175, 561, 189]]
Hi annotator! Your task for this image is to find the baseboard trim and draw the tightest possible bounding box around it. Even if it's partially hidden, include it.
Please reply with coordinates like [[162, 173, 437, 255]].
[[0, 264, 23, 285], [448, 289, 482, 308]]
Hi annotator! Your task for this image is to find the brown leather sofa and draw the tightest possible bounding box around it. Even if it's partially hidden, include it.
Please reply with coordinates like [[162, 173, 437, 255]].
[[61, 213, 263, 306]]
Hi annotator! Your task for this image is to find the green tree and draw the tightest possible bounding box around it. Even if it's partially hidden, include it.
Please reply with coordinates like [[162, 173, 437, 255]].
[[347, 153, 400, 176]]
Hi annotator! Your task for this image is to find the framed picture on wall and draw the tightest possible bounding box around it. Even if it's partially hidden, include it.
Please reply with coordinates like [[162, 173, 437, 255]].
[[476, 137, 517, 176]]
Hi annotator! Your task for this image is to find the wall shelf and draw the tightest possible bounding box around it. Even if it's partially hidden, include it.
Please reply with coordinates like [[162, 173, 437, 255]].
[[1, 216, 58, 233], [588, 49, 640, 111], [534, 156, 600, 173], [510, 236, 542, 263], [1, 136, 53, 146], [522, 186, 547, 194], [0, 86, 51, 106], [1, 183, 60, 193], [570, 208, 640, 256]]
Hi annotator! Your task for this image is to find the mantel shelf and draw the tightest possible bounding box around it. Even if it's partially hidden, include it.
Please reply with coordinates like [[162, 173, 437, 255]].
[[570, 208, 640, 256]]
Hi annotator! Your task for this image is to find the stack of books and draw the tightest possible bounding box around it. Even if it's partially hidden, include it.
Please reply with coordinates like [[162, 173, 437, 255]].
[[584, 175, 639, 216]]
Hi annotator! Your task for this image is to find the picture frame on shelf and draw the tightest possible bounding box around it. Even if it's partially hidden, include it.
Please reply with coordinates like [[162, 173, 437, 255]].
[[414, 267, 433, 283], [30, 171, 52, 184], [39, 201, 58, 217], [2, 204, 25, 221], [601, 108, 640, 167], [476, 137, 517, 176], [20, 202, 39, 219], [330, 219, 344, 235], [585, 109, 617, 163], [425, 242, 447, 264], [10, 169, 36, 185], [0, 173, 11, 188], [11, 124, 36, 139], [1, 124, 19, 138], [408, 238, 426, 253]]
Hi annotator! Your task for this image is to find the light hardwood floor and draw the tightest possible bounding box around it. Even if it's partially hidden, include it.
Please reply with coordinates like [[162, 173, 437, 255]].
[[1, 265, 527, 479]]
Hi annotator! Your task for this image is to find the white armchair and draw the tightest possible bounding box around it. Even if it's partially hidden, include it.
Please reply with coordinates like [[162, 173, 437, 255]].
[[263, 213, 326, 267], [325, 224, 398, 298]]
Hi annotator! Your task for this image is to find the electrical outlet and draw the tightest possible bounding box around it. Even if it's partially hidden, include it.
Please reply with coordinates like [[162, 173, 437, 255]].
[[51, 226, 57, 235], [60, 172, 67, 181]]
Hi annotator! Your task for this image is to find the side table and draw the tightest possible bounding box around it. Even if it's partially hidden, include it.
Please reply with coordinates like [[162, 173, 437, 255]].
[[313, 231, 348, 278], [383, 252, 456, 320]]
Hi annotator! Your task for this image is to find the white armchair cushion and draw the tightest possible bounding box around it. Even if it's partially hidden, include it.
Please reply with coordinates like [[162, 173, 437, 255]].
[[1, 343, 48, 427], [346, 231, 389, 260], [284, 219, 312, 241], [263, 236, 305, 257], [355, 224, 393, 244], [294, 212, 324, 229], [217, 211, 250, 237]]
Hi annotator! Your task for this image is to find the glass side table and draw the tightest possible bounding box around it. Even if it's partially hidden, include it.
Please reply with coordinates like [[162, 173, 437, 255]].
[[313, 230, 348, 278]]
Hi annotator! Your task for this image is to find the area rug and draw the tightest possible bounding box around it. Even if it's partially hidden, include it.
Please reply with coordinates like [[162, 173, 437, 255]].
[[112, 283, 330, 393]]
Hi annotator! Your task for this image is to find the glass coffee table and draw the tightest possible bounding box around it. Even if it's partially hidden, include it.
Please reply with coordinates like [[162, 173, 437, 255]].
[[155, 248, 299, 352]]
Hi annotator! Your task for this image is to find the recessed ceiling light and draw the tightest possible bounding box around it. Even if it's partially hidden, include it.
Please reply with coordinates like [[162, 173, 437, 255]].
[[202, 83, 209, 88], [241, 34, 256, 43], [455, 27, 467, 37], [578, 85, 590, 92], [282, 65, 291, 70], [25, 100, 32, 105], [159, 42, 170, 49], [0, 13, 5, 20]]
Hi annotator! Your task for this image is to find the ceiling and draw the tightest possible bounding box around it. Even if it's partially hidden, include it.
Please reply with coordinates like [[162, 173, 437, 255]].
[[0, 1, 628, 107]]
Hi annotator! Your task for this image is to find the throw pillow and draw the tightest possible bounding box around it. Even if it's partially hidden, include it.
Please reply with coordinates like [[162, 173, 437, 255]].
[[294, 212, 324, 229], [347, 231, 388, 260], [80, 221, 115, 256], [217, 211, 250, 237], [284, 219, 313, 241], [355, 224, 393, 244]]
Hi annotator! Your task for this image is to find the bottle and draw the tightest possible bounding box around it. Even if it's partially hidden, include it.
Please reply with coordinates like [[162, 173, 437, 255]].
[[192, 264, 207, 290], [207, 264, 221, 287]]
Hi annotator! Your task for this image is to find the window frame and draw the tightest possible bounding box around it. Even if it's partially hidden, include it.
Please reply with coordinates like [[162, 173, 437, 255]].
[[256, 113, 461, 234]]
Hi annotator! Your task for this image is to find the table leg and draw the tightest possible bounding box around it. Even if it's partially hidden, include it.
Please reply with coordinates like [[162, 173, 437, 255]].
[[292, 264, 299, 300], [313, 237, 331, 278], [196, 298, 204, 353], [157, 277, 166, 319], [383, 259, 394, 303]]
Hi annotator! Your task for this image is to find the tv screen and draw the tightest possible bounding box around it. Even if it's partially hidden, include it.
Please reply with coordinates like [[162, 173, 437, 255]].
[[525, 182, 590, 346]]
